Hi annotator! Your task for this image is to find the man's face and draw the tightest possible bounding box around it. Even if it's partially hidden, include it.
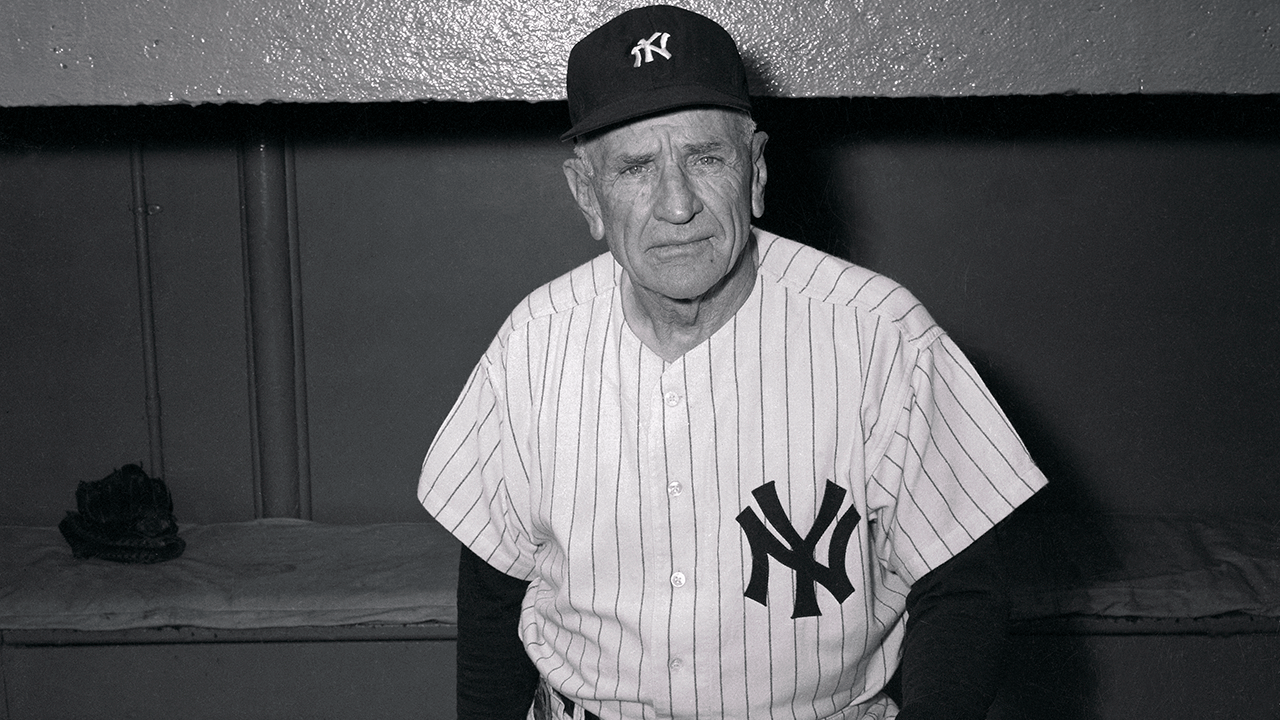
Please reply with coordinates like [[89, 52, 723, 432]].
[[564, 108, 767, 302]]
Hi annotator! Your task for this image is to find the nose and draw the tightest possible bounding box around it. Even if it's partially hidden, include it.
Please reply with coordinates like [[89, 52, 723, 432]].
[[652, 164, 703, 224]]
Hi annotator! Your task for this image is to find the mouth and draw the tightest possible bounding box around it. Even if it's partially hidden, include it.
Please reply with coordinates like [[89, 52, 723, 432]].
[[651, 235, 713, 252]]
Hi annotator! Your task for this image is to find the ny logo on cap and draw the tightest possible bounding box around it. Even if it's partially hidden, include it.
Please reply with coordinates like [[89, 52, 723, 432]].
[[631, 32, 671, 67]]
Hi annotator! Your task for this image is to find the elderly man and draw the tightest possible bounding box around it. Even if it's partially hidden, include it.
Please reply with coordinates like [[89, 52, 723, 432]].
[[419, 5, 1046, 719]]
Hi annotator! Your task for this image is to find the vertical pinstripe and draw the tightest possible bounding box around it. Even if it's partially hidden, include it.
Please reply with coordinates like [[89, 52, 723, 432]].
[[419, 230, 1047, 720]]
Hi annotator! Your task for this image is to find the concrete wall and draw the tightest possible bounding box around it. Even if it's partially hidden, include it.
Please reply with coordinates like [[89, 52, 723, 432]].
[[3, 0, 1279, 106]]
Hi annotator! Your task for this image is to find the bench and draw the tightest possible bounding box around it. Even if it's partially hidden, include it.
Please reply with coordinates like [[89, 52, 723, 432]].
[[0, 519, 461, 720], [3, 513, 1277, 719]]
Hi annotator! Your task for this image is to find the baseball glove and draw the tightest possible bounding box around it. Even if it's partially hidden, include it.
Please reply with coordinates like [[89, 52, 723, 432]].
[[59, 463, 186, 563]]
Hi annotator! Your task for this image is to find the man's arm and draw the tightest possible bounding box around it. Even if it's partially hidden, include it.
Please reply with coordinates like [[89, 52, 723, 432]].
[[896, 523, 1011, 720], [456, 545, 540, 720]]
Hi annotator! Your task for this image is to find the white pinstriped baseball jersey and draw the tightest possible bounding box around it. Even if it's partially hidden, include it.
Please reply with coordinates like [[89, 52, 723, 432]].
[[419, 229, 1046, 720]]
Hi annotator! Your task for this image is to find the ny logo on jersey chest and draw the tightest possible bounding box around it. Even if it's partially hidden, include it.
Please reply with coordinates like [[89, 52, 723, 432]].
[[736, 481, 860, 618]]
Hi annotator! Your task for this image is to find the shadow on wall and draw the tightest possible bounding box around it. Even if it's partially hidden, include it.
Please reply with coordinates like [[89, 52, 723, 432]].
[[755, 94, 1280, 521], [756, 99, 1111, 720], [753, 95, 1280, 720]]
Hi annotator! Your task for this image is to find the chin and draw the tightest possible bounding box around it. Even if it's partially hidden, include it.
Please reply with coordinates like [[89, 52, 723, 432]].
[[658, 275, 723, 301]]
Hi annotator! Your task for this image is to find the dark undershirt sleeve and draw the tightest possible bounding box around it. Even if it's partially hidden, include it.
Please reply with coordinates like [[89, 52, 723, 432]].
[[456, 545, 541, 720], [895, 521, 1012, 720]]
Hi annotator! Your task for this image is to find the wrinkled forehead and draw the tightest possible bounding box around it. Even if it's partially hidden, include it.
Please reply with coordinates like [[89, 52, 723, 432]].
[[582, 107, 751, 161]]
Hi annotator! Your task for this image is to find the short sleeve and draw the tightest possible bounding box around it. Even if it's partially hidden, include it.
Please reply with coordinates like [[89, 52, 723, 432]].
[[417, 354, 538, 580], [867, 333, 1046, 585]]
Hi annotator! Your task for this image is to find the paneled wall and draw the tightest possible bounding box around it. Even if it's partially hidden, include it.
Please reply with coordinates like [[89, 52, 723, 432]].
[[2, 96, 1277, 526], [2, 114, 256, 524]]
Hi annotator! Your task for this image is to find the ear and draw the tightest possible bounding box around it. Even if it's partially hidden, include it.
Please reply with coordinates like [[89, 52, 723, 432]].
[[749, 131, 769, 219], [563, 157, 606, 241]]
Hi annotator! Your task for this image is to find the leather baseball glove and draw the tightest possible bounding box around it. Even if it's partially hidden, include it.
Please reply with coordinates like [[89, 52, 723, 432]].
[[59, 463, 186, 563]]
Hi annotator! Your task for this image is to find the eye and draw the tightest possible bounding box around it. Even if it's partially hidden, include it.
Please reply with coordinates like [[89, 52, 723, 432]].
[[615, 160, 655, 178]]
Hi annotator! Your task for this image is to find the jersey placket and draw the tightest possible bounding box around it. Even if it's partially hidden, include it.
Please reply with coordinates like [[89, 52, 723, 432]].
[[655, 359, 698, 717]]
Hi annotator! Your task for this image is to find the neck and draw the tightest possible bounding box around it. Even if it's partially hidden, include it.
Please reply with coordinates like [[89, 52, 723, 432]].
[[622, 240, 758, 362]]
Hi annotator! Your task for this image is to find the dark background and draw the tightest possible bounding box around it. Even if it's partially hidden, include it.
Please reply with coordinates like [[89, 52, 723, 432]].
[[2, 95, 1277, 525]]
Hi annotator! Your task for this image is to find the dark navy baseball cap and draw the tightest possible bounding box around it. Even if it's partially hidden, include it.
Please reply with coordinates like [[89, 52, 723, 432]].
[[561, 5, 752, 141]]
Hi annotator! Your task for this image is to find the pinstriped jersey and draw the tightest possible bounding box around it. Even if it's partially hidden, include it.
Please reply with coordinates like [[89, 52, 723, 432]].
[[419, 229, 1046, 720]]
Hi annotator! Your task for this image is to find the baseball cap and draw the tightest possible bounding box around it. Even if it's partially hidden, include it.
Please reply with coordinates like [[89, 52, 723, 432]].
[[561, 4, 752, 141]]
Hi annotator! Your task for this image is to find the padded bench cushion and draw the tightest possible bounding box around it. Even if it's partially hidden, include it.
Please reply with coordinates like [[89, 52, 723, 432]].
[[1002, 513, 1280, 622], [0, 519, 460, 632], [3, 513, 1276, 635]]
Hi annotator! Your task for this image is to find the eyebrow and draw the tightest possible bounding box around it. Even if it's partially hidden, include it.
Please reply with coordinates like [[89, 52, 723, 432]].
[[683, 140, 729, 155], [614, 152, 655, 167], [612, 140, 732, 168]]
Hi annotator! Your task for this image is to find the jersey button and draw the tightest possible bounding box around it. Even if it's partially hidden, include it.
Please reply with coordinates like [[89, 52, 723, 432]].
[[667, 480, 683, 497], [664, 391, 681, 407], [669, 658, 684, 671], [670, 572, 686, 588]]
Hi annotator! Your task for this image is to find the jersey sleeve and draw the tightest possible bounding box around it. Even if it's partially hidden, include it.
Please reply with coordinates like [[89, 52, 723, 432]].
[[866, 332, 1046, 586], [417, 352, 538, 580]]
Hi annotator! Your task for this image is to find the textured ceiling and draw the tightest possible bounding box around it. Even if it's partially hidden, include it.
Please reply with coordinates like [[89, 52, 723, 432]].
[[3, 0, 1279, 106]]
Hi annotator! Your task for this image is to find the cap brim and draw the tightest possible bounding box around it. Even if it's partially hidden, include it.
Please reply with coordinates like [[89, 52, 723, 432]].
[[560, 84, 752, 141]]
